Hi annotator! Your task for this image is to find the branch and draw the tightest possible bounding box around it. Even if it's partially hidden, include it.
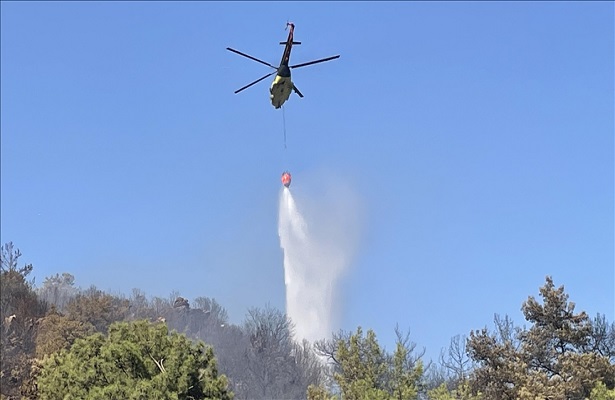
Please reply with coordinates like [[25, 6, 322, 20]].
[[149, 353, 166, 373]]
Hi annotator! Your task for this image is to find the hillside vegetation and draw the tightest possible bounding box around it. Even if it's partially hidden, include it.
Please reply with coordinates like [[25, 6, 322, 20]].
[[1, 242, 613, 400]]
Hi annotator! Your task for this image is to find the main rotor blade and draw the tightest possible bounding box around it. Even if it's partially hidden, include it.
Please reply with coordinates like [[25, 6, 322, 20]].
[[290, 55, 340, 69], [234, 71, 276, 94], [226, 47, 278, 70], [292, 84, 304, 98]]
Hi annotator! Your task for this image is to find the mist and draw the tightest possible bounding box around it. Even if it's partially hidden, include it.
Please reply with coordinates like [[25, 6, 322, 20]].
[[277, 173, 364, 344]]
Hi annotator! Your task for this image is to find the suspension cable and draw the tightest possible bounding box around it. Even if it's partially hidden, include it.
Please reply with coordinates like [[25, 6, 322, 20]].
[[282, 105, 287, 149]]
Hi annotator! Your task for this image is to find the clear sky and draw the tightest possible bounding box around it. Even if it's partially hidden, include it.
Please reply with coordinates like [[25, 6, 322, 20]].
[[2, 1, 613, 363]]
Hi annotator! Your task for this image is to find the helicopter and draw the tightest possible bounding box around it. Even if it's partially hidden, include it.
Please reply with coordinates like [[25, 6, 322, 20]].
[[226, 22, 340, 109]]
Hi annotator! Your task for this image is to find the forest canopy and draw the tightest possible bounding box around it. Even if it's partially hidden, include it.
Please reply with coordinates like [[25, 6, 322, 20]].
[[1, 241, 613, 400]]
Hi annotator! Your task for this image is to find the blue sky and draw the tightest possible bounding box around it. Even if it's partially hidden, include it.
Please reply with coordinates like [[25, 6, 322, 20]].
[[2, 1, 613, 362]]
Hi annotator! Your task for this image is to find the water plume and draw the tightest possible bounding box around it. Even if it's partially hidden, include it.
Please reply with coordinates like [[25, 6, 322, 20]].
[[278, 177, 362, 344]]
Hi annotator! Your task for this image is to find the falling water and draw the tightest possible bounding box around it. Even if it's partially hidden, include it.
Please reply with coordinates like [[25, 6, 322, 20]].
[[278, 182, 362, 344]]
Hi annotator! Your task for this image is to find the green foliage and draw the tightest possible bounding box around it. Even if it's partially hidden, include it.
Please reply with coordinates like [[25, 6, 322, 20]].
[[4, 242, 613, 400], [427, 383, 456, 400], [35, 308, 96, 359], [467, 276, 615, 400], [427, 382, 482, 400], [36, 320, 233, 400], [66, 286, 130, 333], [591, 381, 615, 400], [389, 335, 423, 400], [330, 326, 423, 400], [307, 384, 336, 400], [334, 327, 388, 399]]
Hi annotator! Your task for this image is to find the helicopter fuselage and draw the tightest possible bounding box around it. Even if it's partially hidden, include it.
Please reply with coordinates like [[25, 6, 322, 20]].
[[270, 64, 292, 109], [270, 75, 293, 109], [269, 26, 296, 109]]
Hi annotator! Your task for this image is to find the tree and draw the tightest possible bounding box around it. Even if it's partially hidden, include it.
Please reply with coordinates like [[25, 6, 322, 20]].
[[165, 295, 231, 342], [126, 288, 157, 321], [0, 242, 47, 399], [427, 383, 455, 400], [591, 381, 615, 400], [0, 242, 45, 321], [334, 328, 388, 399], [422, 363, 449, 393], [590, 313, 615, 362], [36, 273, 78, 313], [467, 320, 524, 399], [387, 326, 424, 400], [427, 381, 482, 400], [34, 308, 95, 359], [193, 296, 229, 326], [234, 304, 324, 400], [334, 327, 391, 400], [36, 319, 233, 399], [293, 339, 329, 398], [467, 276, 615, 399], [316, 326, 424, 400], [518, 276, 614, 398], [438, 334, 473, 386], [65, 285, 130, 333], [211, 322, 251, 398], [307, 384, 336, 400]]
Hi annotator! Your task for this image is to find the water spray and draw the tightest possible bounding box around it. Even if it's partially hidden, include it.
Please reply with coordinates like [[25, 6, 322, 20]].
[[278, 172, 362, 344]]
